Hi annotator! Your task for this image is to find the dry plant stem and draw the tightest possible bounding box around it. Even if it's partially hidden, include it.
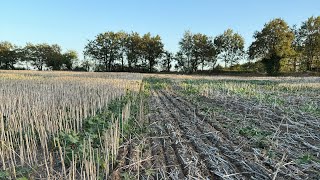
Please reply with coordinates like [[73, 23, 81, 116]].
[[272, 153, 286, 180]]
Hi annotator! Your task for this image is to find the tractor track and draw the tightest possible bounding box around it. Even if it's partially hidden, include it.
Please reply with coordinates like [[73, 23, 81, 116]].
[[114, 86, 320, 179], [156, 89, 271, 179]]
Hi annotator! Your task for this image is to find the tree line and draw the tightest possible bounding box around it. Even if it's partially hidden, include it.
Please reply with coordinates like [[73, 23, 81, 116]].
[[249, 16, 320, 74], [1, 16, 319, 74], [84, 32, 164, 72], [0, 42, 78, 70]]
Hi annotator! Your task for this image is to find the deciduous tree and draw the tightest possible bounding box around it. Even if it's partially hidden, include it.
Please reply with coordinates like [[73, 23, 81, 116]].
[[161, 51, 173, 72], [0, 41, 21, 69], [84, 32, 121, 71], [214, 29, 244, 69], [24, 43, 61, 70], [141, 33, 164, 72], [178, 31, 194, 73], [249, 18, 295, 74], [124, 32, 142, 70], [63, 50, 78, 70], [299, 16, 320, 71], [193, 33, 216, 70]]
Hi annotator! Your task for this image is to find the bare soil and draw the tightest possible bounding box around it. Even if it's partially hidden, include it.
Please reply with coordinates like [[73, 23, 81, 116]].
[[112, 85, 320, 180]]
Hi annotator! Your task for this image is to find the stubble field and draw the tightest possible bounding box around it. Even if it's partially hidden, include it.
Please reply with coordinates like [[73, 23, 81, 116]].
[[0, 71, 319, 180]]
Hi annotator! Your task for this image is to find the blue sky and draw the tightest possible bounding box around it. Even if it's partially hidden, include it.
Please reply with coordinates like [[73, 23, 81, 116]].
[[1, 0, 319, 59]]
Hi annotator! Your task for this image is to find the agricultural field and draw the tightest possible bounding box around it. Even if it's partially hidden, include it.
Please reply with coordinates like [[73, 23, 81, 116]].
[[0, 70, 144, 179], [0, 71, 320, 180], [114, 75, 320, 180]]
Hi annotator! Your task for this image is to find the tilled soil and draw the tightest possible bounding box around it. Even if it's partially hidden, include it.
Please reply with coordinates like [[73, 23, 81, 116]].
[[112, 79, 320, 180], [187, 93, 320, 180], [113, 88, 278, 179]]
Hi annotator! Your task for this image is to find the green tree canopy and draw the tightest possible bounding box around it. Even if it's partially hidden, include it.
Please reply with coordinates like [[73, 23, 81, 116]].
[[178, 31, 194, 72], [45, 44, 63, 70], [193, 33, 216, 71], [161, 51, 173, 72], [24, 43, 73, 70], [26, 44, 62, 70], [214, 29, 245, 68], [62, 50, 78, 70], [117, 31, 128, 71], [124, 32, 142, 69], [299, 16, 320, 71], [141, 33, 164, 72], [84, 31, 122, 71], [85, 31, 163, 72], [249, 18, 295, 74], [177, 31, 216, 72], [0, 41, 21, 69]]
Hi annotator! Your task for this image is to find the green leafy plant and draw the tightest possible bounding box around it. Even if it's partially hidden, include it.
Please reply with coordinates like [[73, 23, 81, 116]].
[[16, 166, 32, 178], [297, 154, 320, 164], [16, 178, 29, 180], [144, 77, 172, 90], [0, 170, 9, 180], [239, 126, 272, 149], [121, 172, 135, 180], [54, 131, 83, 165], [239, 126, 271, 137]]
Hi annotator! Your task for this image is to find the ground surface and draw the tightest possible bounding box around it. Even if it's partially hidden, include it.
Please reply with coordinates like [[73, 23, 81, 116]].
[[1, 71, 319, 180], [113, 76, 320, 180]]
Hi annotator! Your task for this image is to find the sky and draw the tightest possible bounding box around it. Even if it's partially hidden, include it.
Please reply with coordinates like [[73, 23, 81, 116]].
[[1, 0, 319, 60]]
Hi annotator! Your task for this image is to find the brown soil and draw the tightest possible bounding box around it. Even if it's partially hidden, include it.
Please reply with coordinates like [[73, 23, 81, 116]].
[[112, 86, 320, 180]]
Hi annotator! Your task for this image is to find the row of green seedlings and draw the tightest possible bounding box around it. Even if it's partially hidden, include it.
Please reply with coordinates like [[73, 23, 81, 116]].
[[238, 126, 318, 164], [0, 89, 147, 180], [0, 77, 125, 178], [175, 79, 274, 149], [144, 78, 284, 157], [177, 79, 320, 165], [53, 88, 147, 180], [179, 79, 319, 116], [143, 77, 172, 91]]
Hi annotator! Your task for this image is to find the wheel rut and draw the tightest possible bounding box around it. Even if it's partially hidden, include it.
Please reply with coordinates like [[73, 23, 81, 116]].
[[159, 89, 271, 179], [155, 89, 271, 179], [114, 88, 272, 179]]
